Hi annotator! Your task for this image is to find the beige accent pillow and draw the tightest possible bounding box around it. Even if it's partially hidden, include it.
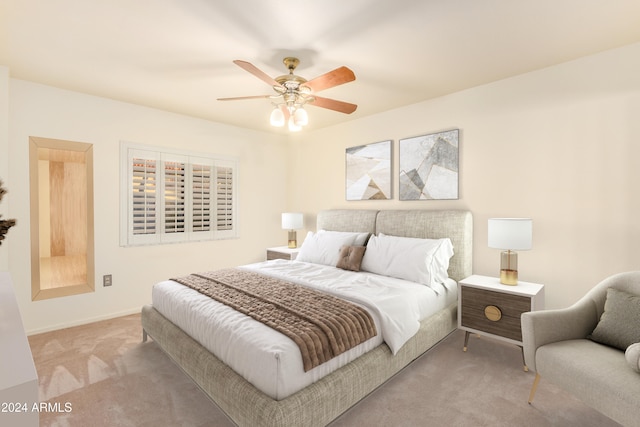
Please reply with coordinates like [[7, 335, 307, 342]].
[[626, 343, 640, 373], [336, 245, 366, 272], [589, 288, 640, 350]]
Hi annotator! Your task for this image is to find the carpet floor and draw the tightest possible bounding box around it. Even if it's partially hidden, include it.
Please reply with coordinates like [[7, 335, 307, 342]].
[[26, 314, 621, 427]]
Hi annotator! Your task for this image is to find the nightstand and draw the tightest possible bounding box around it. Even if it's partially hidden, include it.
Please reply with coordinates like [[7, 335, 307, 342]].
[[458, 274, 544, 371], [266, 246, 300, 261]]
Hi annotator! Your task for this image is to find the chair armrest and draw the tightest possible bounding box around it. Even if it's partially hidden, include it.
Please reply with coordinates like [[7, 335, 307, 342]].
[[521, 298, 599, 372]]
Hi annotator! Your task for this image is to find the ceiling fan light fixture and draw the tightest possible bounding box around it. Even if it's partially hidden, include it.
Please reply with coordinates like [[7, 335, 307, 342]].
[[288, 116, 302, 132], [223, 57, 357, 131], [270, 107, 285, 127], [293, 107, 308, 127]]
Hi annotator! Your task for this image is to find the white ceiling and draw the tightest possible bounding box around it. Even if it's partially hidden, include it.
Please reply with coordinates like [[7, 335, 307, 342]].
[[2, 0, 640, 133]]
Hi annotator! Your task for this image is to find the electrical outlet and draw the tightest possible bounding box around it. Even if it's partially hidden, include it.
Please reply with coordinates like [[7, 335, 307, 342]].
[[103, 274, 112, 287]]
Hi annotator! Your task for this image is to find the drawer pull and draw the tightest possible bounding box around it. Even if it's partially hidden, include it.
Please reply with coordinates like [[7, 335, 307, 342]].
[[484, 305, 502, 322]]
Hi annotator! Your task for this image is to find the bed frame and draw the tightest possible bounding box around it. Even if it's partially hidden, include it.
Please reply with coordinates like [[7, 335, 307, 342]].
[[141, 209, 472, 426]]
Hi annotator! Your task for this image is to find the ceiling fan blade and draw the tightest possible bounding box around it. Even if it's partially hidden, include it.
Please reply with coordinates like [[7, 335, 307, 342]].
[[233, 60, 281, 87], [309, 96, 358, 114], [303, 66, 355, 93], [217, 95, 273, 101]]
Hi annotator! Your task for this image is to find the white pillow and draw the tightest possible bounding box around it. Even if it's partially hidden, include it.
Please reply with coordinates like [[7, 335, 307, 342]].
[[318, 229, 370, 246], [296, 230, 369, 266], [360, 233, 454, 286]]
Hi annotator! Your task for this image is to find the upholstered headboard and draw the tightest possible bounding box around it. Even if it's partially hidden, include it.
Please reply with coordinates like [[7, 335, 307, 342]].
[[316, 209, 378, 234], [317, 209, 473, 282]]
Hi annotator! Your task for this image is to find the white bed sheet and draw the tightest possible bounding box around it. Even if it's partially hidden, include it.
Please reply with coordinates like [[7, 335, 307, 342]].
[[151, 259, 457, 400]]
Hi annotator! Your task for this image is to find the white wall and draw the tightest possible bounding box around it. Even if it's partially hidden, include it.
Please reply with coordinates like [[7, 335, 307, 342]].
[[0, 67, 9, 270], [7, 80, 289, 334], [289, 42, 640, 309], [4, 42, 640, 332]]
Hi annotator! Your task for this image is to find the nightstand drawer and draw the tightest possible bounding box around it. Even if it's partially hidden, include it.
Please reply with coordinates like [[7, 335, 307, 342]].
[[267, 250, 290, 260], [460, 286, 530, 342], [266, 247, 299, 261]]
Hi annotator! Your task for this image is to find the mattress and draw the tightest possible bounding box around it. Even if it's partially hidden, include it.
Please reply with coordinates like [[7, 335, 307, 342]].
[[151, 259, 457, 400]]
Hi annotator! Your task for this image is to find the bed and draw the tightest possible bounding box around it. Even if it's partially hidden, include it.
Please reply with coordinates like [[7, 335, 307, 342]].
[[141, 209, 472, 426]]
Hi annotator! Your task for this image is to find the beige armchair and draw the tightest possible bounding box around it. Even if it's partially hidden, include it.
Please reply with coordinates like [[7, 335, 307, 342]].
[[522, 271, 640, 427]]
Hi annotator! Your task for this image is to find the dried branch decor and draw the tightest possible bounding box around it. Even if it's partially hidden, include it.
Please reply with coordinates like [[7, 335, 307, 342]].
[[0, 179, 17, 245]]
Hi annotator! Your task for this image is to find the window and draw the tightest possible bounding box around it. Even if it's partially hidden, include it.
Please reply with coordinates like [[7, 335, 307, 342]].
[[120, 142, 238, 246]]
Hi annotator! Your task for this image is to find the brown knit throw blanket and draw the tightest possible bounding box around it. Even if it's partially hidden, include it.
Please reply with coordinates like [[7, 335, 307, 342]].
[[171, 268, 377, 372]]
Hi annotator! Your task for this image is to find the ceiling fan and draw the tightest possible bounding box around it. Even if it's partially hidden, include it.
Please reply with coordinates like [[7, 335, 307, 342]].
[[217, 57, 357, 131]]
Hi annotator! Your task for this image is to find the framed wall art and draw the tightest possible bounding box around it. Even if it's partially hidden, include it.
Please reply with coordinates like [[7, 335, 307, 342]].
[[346, 140, 392, 201], [399, 129, 459, 200]]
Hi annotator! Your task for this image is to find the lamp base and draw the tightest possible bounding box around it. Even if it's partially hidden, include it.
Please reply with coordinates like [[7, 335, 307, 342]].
[[500, 269, 518, 286], [499, 250, 518, 285], [287, 230, 297, 249]]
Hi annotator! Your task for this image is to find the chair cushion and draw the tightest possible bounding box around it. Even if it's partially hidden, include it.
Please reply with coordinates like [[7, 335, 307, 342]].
[[626, 343, 640, 373], [536, 339, 640, 426], [589, 288, 640, 350]]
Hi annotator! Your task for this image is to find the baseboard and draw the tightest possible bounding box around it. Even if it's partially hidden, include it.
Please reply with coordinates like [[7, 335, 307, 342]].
[[26, 307, 141, 336]]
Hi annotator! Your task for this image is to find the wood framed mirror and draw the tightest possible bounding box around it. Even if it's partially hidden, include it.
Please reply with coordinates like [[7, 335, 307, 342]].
[[29, 136, 94, 301]]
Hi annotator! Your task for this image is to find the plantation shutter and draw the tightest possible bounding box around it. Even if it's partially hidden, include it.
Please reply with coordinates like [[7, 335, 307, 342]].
[[160, 154, 187, 243], [121, 142, 238, 246], [215, 163, 234, 236], [128, 149, 160, 245], [189, 158, 214, 240], [132, 158, 157, 234]]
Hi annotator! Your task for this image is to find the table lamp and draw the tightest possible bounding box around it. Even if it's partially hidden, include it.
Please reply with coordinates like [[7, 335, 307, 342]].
[[281, 212, 303, 248], [488, 218, 532, 285]]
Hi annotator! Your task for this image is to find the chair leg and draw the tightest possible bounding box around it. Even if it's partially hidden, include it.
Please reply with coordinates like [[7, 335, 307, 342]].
[[528, 373, 541, 404], [520, 346, 528, 372]]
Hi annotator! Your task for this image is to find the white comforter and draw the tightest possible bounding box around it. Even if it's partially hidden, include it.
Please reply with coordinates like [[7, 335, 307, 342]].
[[152, 259, 457, 400]]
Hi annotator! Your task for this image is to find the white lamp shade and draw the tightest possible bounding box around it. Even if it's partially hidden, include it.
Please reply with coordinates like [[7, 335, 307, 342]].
[[293, 108, 308, 126], [287, 116, 302, 132], [282, 212, 303, 230], [270, 107, 285, 127], [488, 218, 532, 250]]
